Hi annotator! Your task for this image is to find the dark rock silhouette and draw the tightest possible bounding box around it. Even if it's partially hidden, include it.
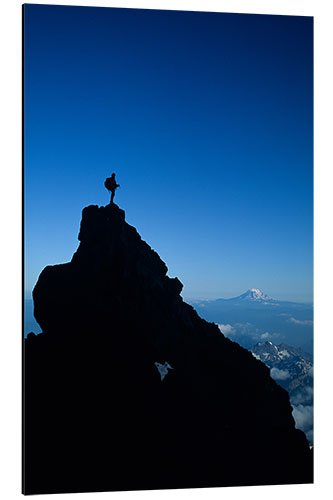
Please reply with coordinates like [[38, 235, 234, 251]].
[[23, 203, 313, 494]]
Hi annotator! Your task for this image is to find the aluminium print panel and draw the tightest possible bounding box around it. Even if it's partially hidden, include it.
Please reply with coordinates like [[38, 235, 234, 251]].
[[23, 4, 313, 495]]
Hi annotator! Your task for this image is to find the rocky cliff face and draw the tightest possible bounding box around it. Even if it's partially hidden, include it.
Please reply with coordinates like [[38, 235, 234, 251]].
[[24, 203, 313, 494]]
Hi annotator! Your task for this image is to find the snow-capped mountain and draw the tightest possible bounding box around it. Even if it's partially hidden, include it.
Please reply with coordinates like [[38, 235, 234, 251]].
[[252, 340, 313, 443], [251, 341, 313, 395], [251, 341, 312, 383], [233, 288, 275, 302], [253, 339, 309, 358], [190, 290, 313, 354]]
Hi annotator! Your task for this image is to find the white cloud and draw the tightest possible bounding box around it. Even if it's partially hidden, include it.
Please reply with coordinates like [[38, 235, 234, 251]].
[[233, 322, 254, 335], [270, 367, 290, 381], [289, 317, 313, 326], [260, 331, 281, 340], [306, 429, 313, 443], [292, 404, 313, 436], [291, 386, 314, 405], [261, 332, 271, 339], [218, 324, 236, 336]]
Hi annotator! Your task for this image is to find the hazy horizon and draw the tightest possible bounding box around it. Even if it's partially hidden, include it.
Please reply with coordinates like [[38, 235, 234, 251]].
[[24, 284, 313, 305]]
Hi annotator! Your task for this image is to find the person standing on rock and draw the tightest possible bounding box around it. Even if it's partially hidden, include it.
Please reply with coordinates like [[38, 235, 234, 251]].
[[105, 173, 120, 204]]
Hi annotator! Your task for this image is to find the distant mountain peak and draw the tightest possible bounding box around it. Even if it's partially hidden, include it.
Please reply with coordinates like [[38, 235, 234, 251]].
[[237, 288, 274, 302]]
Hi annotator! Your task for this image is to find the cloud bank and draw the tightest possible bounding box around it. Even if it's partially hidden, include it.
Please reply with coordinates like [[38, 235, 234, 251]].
[[292, 404, 313, 442], [270, 367, 290, 381], [289, 317, 313, 326]]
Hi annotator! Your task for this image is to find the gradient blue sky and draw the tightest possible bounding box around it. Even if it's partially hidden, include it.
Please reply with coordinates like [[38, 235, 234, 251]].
[[24, 4, 313, 302]]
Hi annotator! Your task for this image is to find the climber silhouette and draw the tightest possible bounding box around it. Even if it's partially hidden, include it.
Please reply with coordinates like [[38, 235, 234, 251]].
[[105, 173, 120, 204]]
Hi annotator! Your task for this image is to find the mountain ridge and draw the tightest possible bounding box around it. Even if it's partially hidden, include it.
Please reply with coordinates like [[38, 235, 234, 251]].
[[194, 288, 312, 305], [24, 203, 313, 494]]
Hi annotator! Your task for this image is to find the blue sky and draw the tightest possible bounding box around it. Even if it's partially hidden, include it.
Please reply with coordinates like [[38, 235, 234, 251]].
[[24, 4, 313, 302]]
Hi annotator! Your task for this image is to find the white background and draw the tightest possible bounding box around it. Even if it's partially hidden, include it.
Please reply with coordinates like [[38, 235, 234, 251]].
[[0, 1, 332, 499]]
